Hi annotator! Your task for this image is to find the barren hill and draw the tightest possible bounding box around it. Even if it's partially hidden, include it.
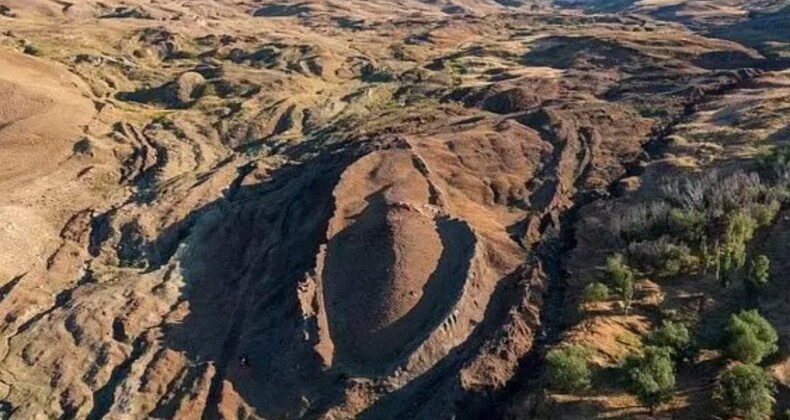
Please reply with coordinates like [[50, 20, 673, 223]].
[[0, 0, 789, 418]]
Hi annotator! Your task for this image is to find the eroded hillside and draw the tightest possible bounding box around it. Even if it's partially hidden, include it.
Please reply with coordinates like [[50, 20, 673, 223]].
[[0, 0, 788, 419]]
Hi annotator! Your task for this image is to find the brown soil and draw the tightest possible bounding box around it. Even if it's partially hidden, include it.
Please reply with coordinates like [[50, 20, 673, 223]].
[[0, 1, 788, 419]]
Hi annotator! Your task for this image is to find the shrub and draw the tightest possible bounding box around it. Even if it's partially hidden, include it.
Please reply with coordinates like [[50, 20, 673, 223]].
[[609, 202, 671, 245], [748, 255, 770, 288], [606, 254, 635, 313], [725, 211, 757, 263], [23, 44, 42, 56], [760, 145, 790, 184], [667, 208, 707, 244], [647, 321, 695, 362], [751, 201, 780, 227], [723, 310, 778, 364], [583, 282, 610, 303], [659, 171, 764, 216], [546, 344, 592, 393], [658, 243, 696, 277], [712, 210, 758, 288], [360, 63, 394, 83], [628, 238, 697, 277], [758, 145, 790, 170], [624, 346, 676, 414], [716, 364, 776, 420]]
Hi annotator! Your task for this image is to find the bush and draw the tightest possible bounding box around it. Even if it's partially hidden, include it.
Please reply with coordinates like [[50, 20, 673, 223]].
[[759, 146, 790, 184], [360, 63, 394, 83], [606, 254, 635, 313], [546, 344, 592, 393], [23, 44, 42, 56], [647, 321, 695, 362], [712, 210, 758, 288], [659, 171, 764, 217], [758, 145, 790, 169], [716, 364, 776, 420], [628, 238, 696, 277], [657, 243, 696, 277], [583, 282, 610, 303], [751, 201, 780, 227], [625, 346, 676, 413], [609, 202, 671, 244], [748, 255, 770, 287], [724, 211, 757, 268], [667, 208, 706, 244], [723, 310, 778, 364]]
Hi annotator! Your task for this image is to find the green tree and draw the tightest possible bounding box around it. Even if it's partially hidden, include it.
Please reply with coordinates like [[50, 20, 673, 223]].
[[546, 344, 592, 393], [724, 211, 757, 269], [748, 255, 770, 288], [668, 208, 707, 244], [716, 364, 776, 420], [583, 282, 610, 303], [657, 243, 695, 277], [606, 254, 635, 314], [625, 346, 676, 414], [723, 310, 778, 364], [752, 201, 780, 227], [648, 320, 695, 362]]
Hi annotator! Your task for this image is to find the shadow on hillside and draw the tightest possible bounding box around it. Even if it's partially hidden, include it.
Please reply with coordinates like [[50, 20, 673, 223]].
[[91, 139, 498, 418], [520, 36, 652, 72], [85, 145, 364, 419], [555, 0, 636, 14], [323, 188, 475, 376], [356, 266, 530, 419], [712, 6, 790, 46]]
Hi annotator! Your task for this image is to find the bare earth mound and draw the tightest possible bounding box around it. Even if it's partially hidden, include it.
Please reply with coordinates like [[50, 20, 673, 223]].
[[0, 0, 789, 419]]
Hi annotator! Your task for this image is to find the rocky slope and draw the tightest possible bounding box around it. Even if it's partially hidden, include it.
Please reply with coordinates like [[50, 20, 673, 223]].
[[0, 0, 788, 418]]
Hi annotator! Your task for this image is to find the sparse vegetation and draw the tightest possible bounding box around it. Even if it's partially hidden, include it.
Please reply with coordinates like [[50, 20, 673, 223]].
[[624, 346, 676, 414], [722, 310, 778, 364], [747, 254, 770, 288], [758, 145, 790, 174], [448, 59, 471, 76], [23, 44, 42, 56], [546, 344, 592, 393], [575, 162, 787, 418], [627, 238, 695, 278], [360, 63, 395, 83], [605, 254, 635, 314], [718, 210, 758, 288], [4, 1, 790, 418], [715, 363, 776, 420], [582, 282, 610, 303]]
